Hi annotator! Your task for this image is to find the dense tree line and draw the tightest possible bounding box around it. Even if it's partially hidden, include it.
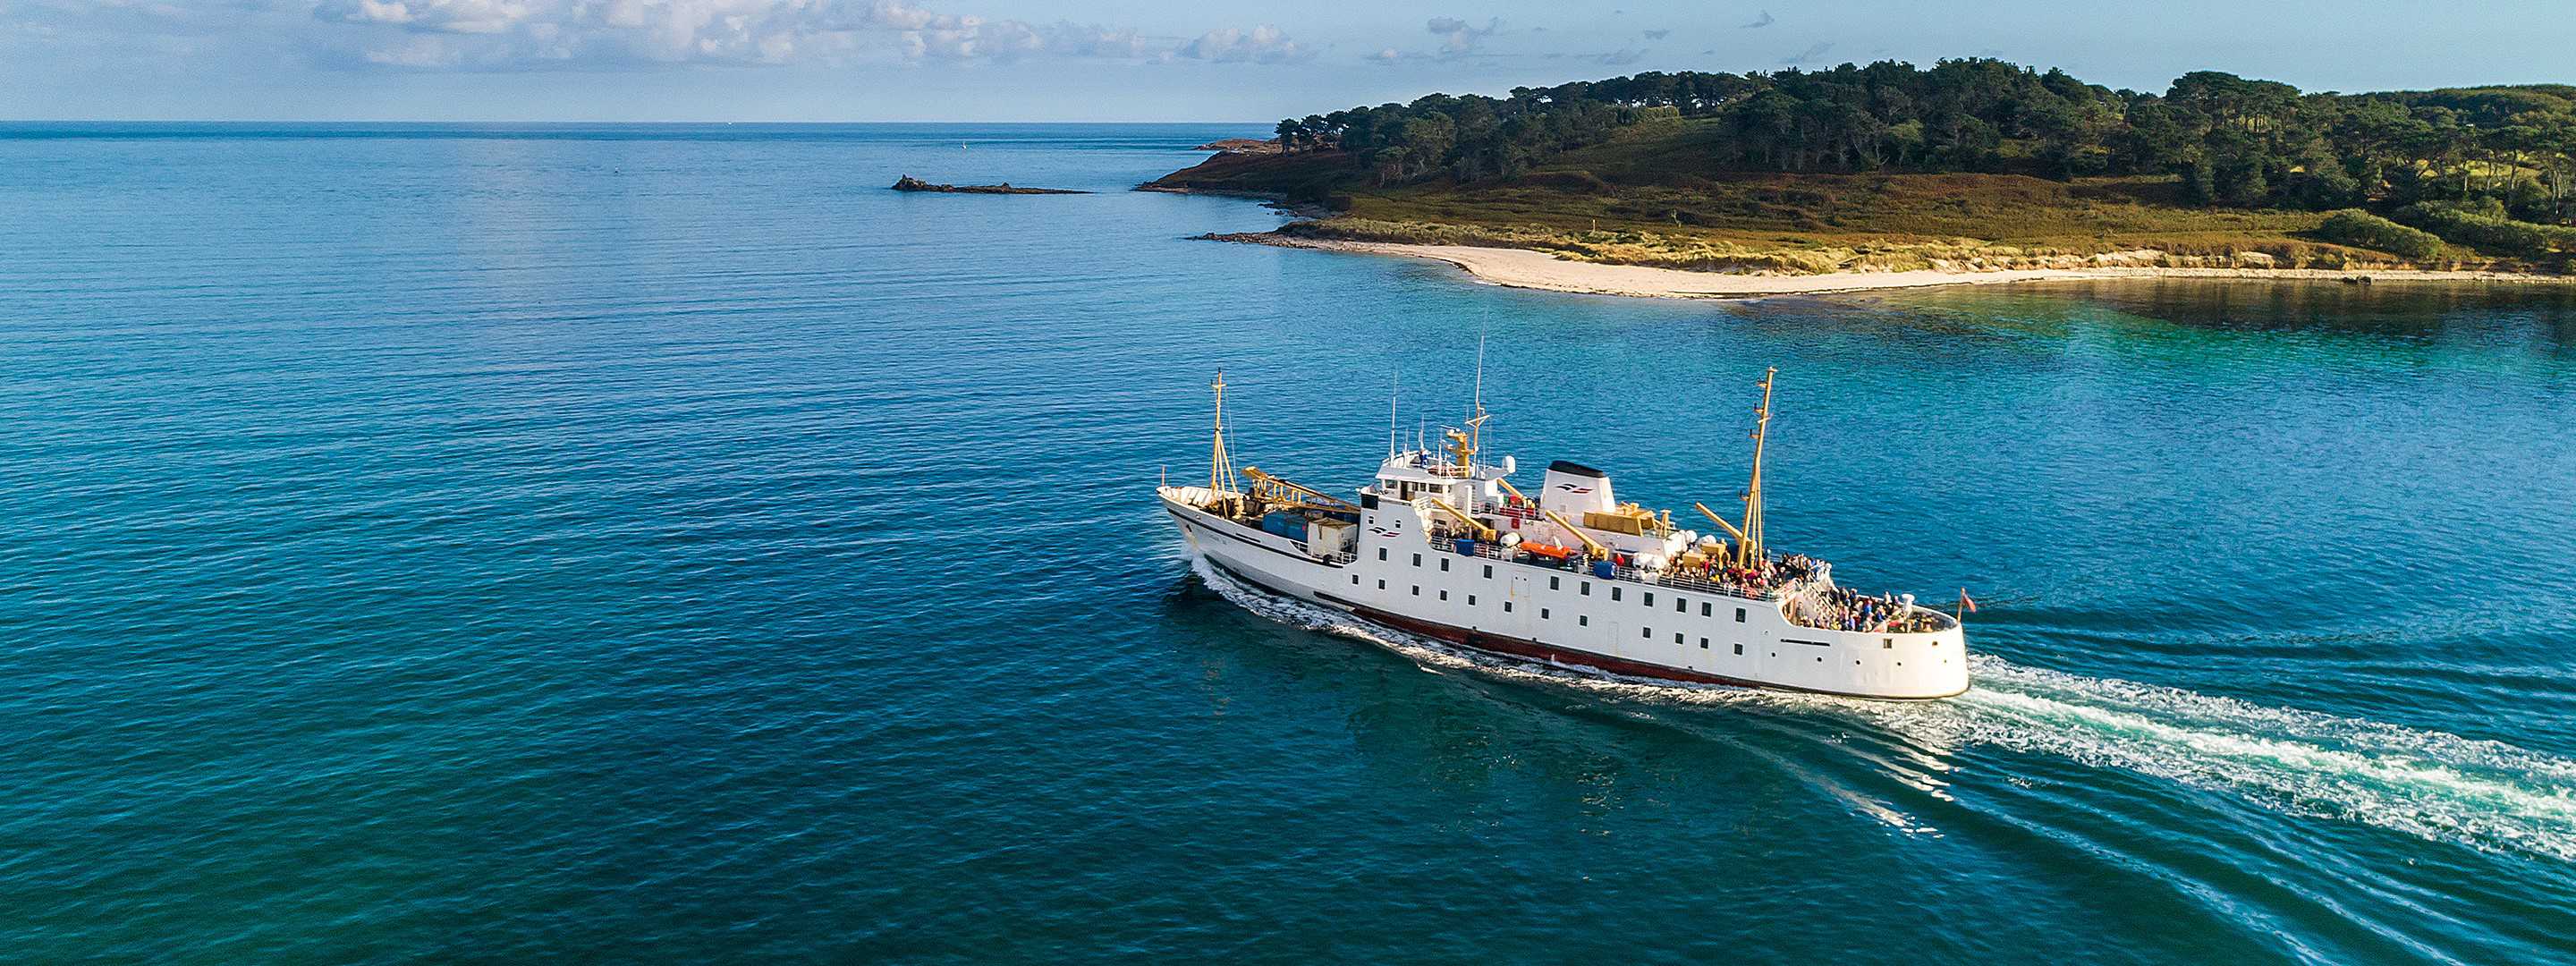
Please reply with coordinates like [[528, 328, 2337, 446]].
[[1273, 60, 2576, 226]]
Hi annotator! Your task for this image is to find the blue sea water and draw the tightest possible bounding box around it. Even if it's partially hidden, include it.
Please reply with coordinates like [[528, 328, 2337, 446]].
[[4, 122, 2575, 963]]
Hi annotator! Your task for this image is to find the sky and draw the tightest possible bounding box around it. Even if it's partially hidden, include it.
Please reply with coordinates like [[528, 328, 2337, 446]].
[[3, 0, 2572, 122]]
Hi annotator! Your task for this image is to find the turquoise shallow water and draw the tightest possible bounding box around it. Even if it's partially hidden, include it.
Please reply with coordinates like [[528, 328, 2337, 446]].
[[4, 123, 2575, 963]]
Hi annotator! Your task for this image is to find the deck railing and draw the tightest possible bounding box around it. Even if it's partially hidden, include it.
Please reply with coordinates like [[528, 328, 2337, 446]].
[[1426, 526, 1793, 604]]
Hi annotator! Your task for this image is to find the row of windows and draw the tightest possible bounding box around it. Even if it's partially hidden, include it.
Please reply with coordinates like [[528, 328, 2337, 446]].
[[1359, 572, 1767, 657], [1373, 549, 1753, 623]]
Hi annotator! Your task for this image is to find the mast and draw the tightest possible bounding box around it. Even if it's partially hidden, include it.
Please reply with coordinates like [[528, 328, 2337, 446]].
[[1464, 328, 1489, 470], [1387, 371, 1401, 459], [1741, 368, 1775, 564], [1209, 370, 1239, 497]]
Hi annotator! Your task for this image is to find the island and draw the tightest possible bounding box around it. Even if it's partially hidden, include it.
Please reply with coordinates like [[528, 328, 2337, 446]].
[[891, 175, 1088, 195], [1145, 61, 2576, 297]]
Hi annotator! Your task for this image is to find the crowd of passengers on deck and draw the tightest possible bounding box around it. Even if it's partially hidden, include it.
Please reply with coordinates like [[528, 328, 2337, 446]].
[[1801, 584, 1944, 633], [1676, 552, 1820, 597]]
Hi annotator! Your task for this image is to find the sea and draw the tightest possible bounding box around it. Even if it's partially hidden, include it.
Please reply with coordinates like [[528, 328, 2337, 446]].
[[3, 122, 2574, 963]]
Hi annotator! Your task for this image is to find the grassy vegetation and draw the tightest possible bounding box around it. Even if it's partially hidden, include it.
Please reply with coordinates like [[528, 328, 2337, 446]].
[[1154, 116, 2560, 275], [2316, 210, 2445, 260]]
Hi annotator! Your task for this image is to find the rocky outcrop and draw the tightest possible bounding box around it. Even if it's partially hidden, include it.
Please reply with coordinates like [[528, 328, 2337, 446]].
[[1191, 138, 1282, 154], [890, 176, 1088, 195]]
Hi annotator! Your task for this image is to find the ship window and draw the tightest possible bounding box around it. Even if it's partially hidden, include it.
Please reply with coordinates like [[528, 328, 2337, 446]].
[[1701, 602, 1711, 616], [1578, 615, 1588, 626], [1611, 587, 1622, 602], [1439, 589, 1447, 601], [1541, 608, 1551, 620], [1468, 595, 1476, 606], [1377, 580, 1385, 589], [1504, 602, 1513, 613], [1735, 607, 1746, 623], [1884, 639, 1893, 649], [1677, 598, 1687, 613], [1377, 548, 1387, 561], [1482, 565, 1493, 579], [1641, 627, 1652, 639], [1699, 638, 1708, 649], [1352, 575, 1360, 585], [1643, 592, 1654, 607], [1550, 576, 1560, 590], [1412, 553, 1421, 567], [1411, 585, 1419, 596], [1439, 558, 1449, 572], [1580, 582, 1589, 596], [1674, 633, 1683, 644], [1733, 643, 1743, 656]]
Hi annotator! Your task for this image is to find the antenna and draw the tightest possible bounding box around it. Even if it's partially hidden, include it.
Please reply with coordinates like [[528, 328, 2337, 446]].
[[1471, 326, 1487, 419], [1468, 324, 1490, 469], [1387, 370, 1401, 459]]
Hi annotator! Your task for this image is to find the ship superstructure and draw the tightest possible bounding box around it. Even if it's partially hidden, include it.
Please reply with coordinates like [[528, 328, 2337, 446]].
[[1157, 369, 1970, 699]]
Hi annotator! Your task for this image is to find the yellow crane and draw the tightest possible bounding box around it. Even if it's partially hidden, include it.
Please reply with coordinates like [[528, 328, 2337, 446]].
[[1241, 466, 1357, 513], [1422, 497, 1498, 542], [1539, 508, 1611, 559], [1694, 502, 1747, 561]]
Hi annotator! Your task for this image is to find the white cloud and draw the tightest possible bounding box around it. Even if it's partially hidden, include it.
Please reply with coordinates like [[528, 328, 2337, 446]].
[[1178, 24, 1307, 64], [297, 0, 1301, 69], [318, 0, 534, 34], [1424, 15, 1496, 55]]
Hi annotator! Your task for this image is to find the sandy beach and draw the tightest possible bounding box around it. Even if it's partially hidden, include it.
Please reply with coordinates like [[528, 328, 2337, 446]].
[[1227, 235, 2573, 300]]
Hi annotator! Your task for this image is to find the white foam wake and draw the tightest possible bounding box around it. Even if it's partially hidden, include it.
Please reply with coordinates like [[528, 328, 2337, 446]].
[[1191, 559, 2576, 861]]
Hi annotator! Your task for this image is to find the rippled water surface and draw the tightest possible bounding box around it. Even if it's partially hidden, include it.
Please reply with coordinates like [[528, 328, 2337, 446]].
[[4, 123, 2575, 963]]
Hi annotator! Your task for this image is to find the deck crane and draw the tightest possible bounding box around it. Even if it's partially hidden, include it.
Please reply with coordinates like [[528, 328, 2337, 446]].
[[1421, 496, 1498, 543], [1241, 466, 1358, 514], [1539, 508, 1612, 560]]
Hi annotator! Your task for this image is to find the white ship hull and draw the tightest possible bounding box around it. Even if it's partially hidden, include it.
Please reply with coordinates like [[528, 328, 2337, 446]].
[[1162, 491, 1970, 700]]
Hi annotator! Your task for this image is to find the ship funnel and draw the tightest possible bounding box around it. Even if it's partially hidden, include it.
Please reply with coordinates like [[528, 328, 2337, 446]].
[[1539, 460, 1614, 516]]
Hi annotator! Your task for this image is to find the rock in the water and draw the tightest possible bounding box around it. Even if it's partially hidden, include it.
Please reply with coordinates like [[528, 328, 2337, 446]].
[[890, 175, 1088, 195]]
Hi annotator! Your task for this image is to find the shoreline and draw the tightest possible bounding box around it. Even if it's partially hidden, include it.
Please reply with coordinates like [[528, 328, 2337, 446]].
[[1213, 234, 2574, 300]]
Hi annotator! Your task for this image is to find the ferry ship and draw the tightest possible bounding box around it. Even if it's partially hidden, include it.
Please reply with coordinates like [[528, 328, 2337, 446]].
[[1157, 369, 1970, 700]]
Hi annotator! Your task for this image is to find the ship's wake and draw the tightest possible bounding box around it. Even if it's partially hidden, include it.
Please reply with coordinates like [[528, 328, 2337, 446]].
[[1191, 559, 2576, 862]]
